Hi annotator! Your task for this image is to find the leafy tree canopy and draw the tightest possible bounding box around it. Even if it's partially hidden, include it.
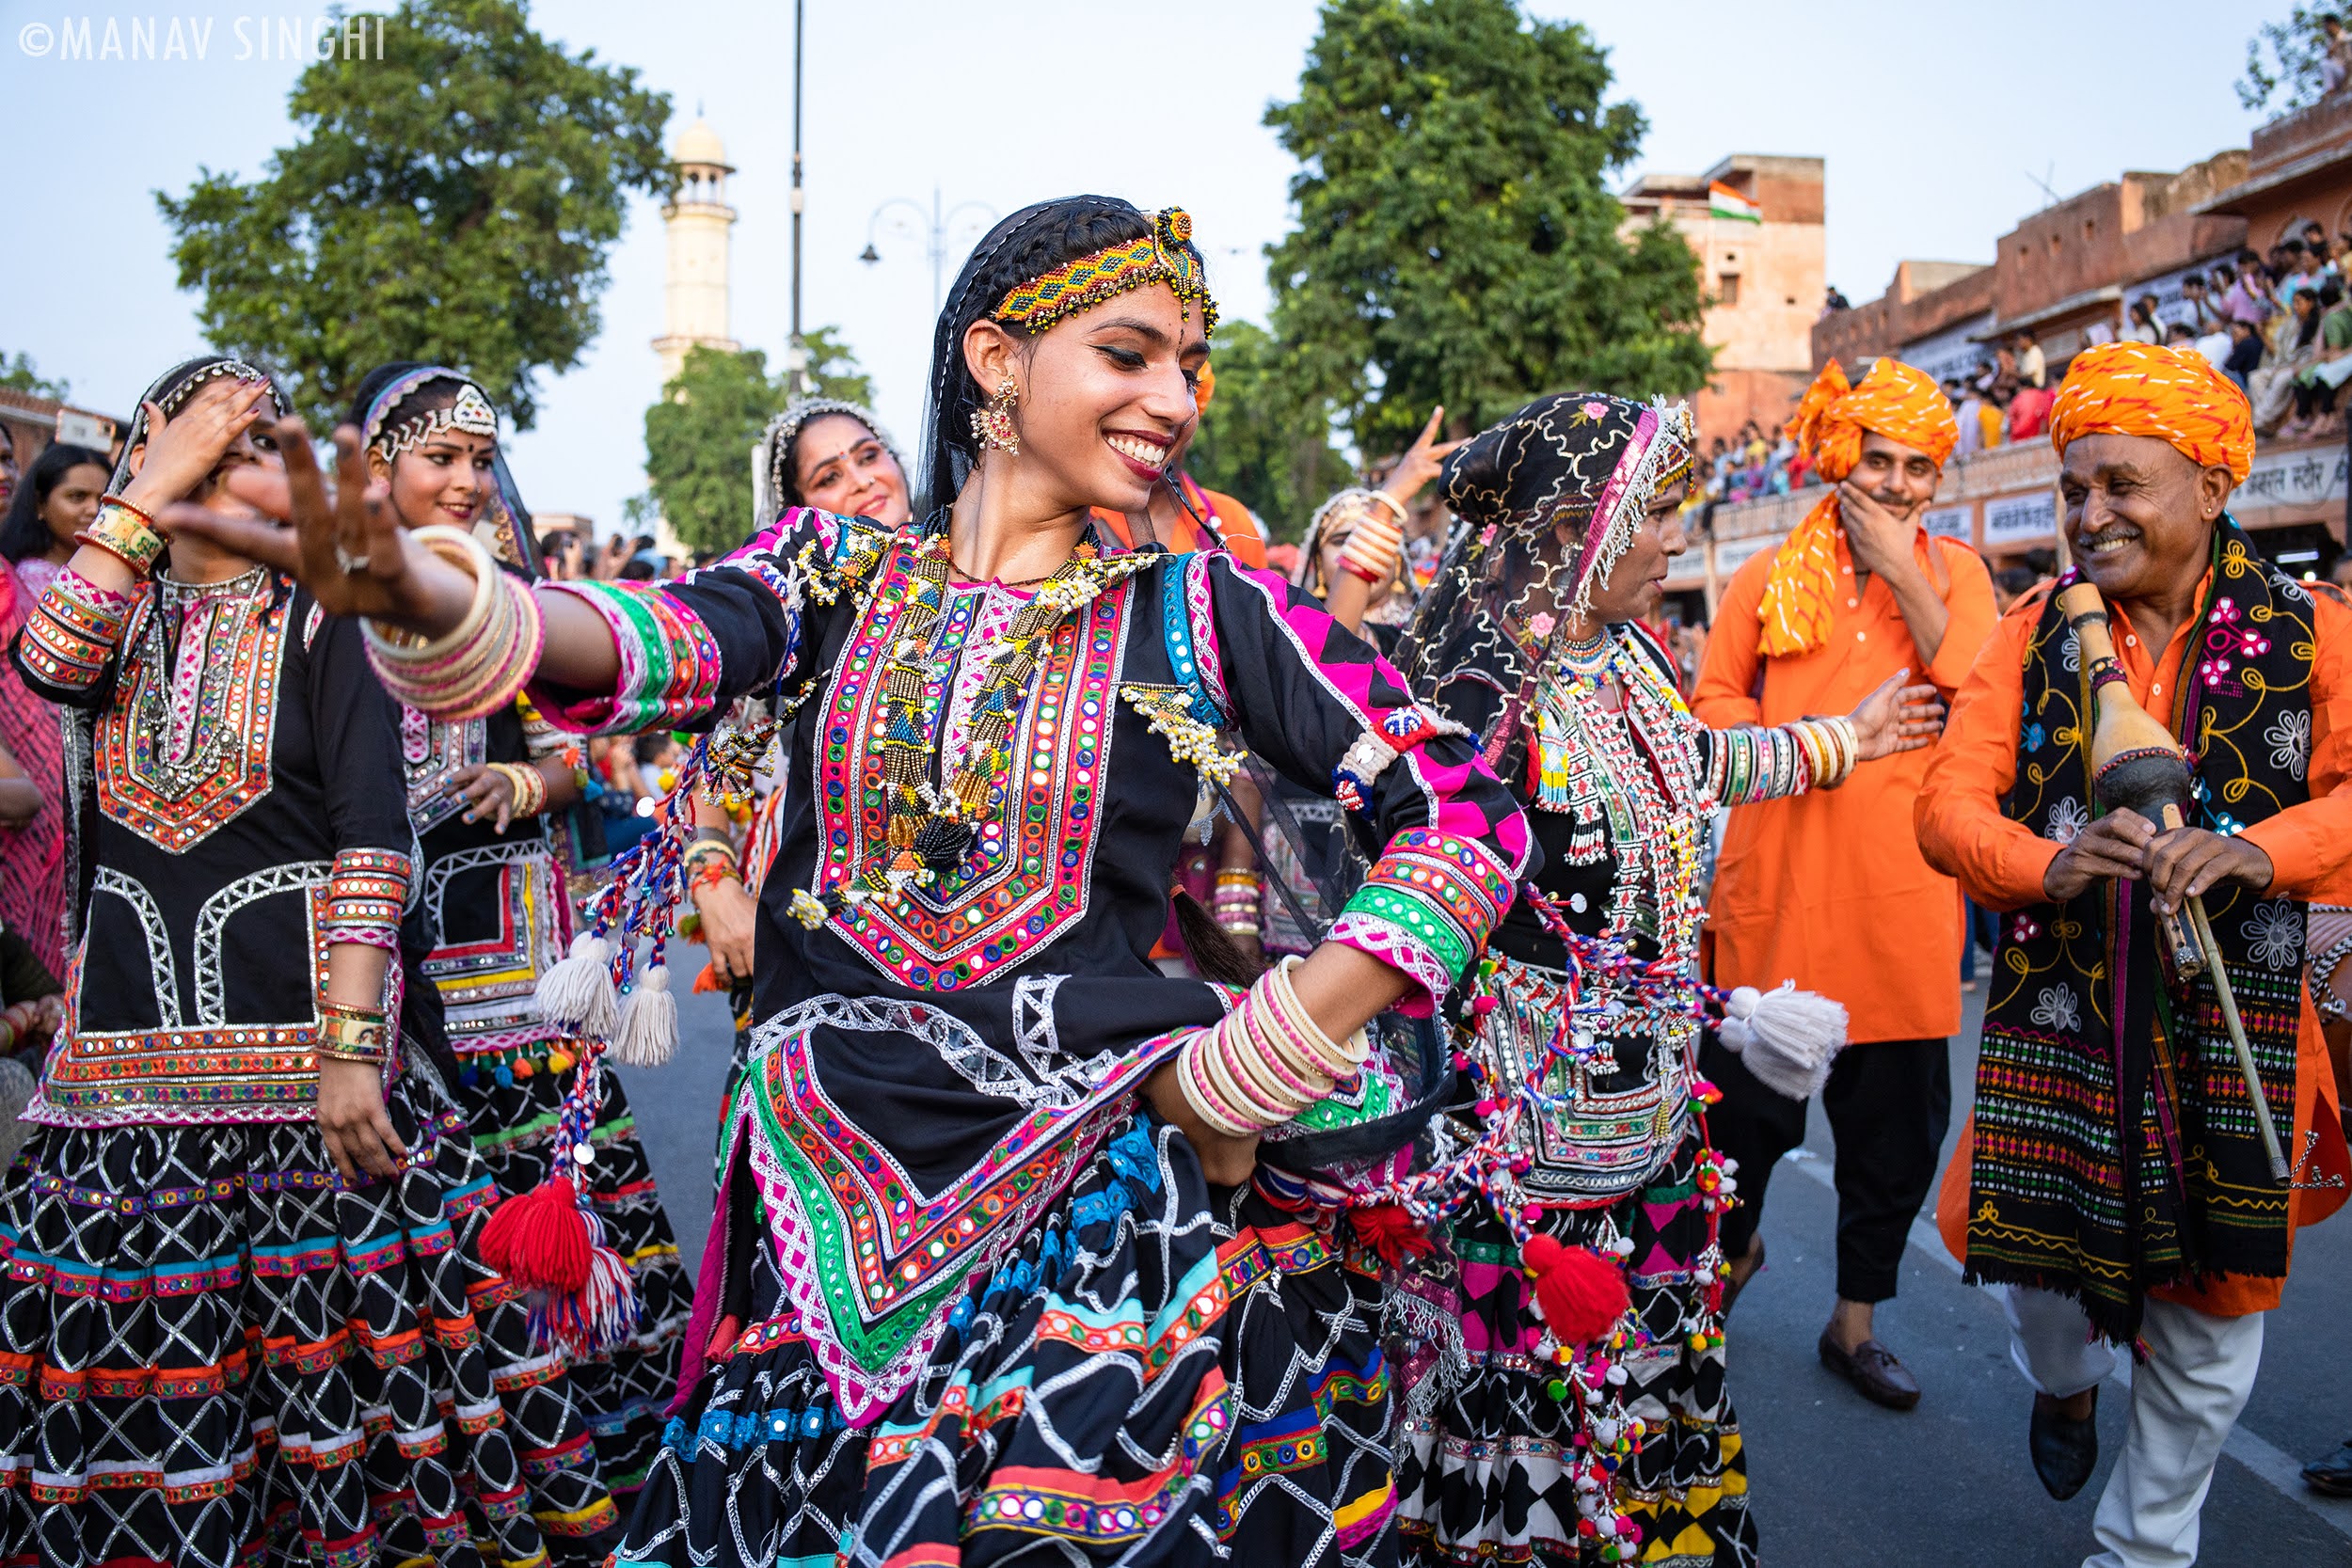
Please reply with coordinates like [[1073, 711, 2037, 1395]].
[[792, 325, 877, 408], [640, 330, 875, 555], [2238, 5, 2350, 114], [0, 354, 68, 401], [1265, 0, 1711, 453], [157, 0, 670, 429], [1186, 321, 1354, 541]]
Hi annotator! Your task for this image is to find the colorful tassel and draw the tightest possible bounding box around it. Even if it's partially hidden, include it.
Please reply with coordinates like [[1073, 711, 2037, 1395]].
[[1520, 1233, 1630, 1348], [610, 963, 678, 1068], [1350, 1202, 1435, 1267], [480, 1177, 594, 1293], [1717, 981, 1846, 1101], [535, 1222, 642, 1356], [535, 932, 618, 1037]]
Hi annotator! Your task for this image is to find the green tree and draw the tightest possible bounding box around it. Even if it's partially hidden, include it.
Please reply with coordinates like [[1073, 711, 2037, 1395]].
[[1265, 0, 1711, 453], [1186, 321, 1354, 541], [0, 354, 68, 400], [637, 327, 876, 554], [157, 0, 670, 429], [2238, 6, 2349, 113], [639, 347, 786, 555], [792, 325, 877, 406]]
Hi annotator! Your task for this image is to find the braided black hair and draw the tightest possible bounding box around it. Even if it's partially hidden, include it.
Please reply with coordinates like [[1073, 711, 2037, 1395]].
[[917, 197, 1154, 513]]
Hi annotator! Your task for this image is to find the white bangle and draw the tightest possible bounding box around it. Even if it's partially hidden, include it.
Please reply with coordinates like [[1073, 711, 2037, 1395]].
[[361, 523, 495, 660]]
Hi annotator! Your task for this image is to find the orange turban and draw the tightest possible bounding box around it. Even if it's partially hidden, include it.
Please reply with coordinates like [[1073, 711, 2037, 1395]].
[[2048, 340, 2253, 483], [1756, 358, 1959, 657]]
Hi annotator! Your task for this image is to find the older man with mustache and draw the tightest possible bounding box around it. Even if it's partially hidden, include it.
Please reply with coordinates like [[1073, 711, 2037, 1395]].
[[1917, 341, 2352, 1564]]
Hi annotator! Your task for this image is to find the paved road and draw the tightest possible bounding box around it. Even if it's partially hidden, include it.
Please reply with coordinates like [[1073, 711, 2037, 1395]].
[[622, 976, 2352, 1563]]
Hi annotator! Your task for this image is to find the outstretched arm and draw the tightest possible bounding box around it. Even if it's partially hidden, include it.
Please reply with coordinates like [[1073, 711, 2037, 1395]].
[[167, 419, 628, 692]]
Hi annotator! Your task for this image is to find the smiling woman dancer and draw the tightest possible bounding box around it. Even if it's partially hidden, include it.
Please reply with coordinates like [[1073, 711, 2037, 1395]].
[[684, 397, 922, 1120], [178, 196, 1534, 1567], [351, 361, 690, 1508], [1382, 394, 1942, 1567], [0, 358, 616, 1567]]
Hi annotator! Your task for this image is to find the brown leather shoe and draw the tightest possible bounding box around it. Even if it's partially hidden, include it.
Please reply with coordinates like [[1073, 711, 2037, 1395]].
[[1818, 1329, 1922, 1410]]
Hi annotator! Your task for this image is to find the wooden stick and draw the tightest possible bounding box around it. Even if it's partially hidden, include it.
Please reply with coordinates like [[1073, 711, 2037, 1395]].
[[2181, 892, 2292, 1182]]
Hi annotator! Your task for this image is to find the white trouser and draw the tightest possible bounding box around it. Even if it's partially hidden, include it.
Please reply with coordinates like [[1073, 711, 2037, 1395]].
[[2004, 1285, 2265, 1568]]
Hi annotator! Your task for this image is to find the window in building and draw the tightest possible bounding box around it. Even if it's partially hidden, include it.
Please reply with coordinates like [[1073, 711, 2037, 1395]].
[[1717, 273, 1740, 305]]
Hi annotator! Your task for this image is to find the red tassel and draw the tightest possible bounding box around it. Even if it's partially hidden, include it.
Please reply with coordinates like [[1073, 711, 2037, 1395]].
[[480, 1178, 594, 1293], [1352, 1203, 1435, 1267], [1520, 1233, 1630, 1347]]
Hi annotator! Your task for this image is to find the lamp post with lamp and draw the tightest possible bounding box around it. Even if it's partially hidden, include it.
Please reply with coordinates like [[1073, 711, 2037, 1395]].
[[861, 189, 1000, 319]]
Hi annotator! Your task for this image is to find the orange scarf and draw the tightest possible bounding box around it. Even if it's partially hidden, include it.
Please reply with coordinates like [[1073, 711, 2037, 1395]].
[[1756, 358, 1959, 657]]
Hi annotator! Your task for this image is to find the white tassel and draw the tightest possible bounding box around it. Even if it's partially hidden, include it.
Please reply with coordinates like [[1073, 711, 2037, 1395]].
[[609, 964, 678, 1068], [1718, 981, 1847, 1101], [536, 933, 618, 1038]]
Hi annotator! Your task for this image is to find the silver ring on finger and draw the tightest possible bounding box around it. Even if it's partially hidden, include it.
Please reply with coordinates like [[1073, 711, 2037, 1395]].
[[334, 544, 371, 575]]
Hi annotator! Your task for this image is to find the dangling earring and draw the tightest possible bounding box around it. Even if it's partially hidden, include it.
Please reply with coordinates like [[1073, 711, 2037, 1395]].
[[973, 373, 1020, 455]]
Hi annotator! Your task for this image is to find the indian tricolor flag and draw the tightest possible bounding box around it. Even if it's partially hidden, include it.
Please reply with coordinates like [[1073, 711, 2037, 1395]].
[[1708, 182, 1762, 224]]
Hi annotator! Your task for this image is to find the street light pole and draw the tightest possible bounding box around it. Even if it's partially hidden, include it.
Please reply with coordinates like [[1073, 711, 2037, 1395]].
[[786, 0, 808, 393], [861, 188, 999, 320]]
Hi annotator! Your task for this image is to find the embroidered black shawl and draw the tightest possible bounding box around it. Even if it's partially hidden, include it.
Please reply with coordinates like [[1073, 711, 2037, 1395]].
[[1969, 520, 2309, 1342]]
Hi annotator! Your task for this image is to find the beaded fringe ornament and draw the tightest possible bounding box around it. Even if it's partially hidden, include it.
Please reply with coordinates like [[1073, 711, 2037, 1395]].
[[500, 723, 755, 1353]]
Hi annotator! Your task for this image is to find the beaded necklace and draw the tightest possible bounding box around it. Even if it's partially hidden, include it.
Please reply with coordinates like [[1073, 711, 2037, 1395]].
[[796, 521, 1153, 925], [1534, 627, 1705, 963]]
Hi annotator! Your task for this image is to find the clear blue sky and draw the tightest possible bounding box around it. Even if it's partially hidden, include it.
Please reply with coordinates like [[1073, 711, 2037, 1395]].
[[0, 0, 2276, 535]]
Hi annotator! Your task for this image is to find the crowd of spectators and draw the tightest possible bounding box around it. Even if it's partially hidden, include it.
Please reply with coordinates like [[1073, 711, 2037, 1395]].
[[1709, 231, 2347, 516], [2131, 235, 2352, 441]]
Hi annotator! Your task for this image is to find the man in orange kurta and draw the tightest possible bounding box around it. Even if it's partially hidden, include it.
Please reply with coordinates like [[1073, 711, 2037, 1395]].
[[1916, 341, 2349, 1562], [1694, 359, 1996, 1410]]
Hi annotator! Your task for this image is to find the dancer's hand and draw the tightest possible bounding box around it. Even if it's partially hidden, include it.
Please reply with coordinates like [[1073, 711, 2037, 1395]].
[[159, 418, 478, 636], [1379, 405, 1467, 508], [1843, 668, 1945, 762], [693, 873, 759, 985], [2043, 810, 2156, 902], [1145, 1059, 1260, 1185], [318, 1057, 408, 1181], [453, 764, 518, 832], [2145, 825, 2273, 915], [119, 378, 273, 515]]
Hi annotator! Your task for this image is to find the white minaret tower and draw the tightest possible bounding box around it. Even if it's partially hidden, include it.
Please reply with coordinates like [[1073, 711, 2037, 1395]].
[[652, 117, 739, 383]]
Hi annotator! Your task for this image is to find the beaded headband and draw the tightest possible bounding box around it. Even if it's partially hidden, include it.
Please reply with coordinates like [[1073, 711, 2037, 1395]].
[[992, 208, 1219, 336], [158, 357, 273, 417], [361, 365, 500, 458]]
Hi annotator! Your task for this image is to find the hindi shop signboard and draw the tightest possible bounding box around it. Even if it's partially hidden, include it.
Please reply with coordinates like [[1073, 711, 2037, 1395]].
[[1924, 504, 1972, 542], [2235, 444, 2347, 515], [1982, 491, 2056, 548]]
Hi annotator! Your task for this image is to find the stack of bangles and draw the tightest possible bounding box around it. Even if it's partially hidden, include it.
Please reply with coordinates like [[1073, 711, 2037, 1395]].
[[363, 525, 545, 721], [316, 999, 391, 1066], [1211, 868, 1262, 937], [0, 999, 60, 1056], [1339, 491, 1407, 584], [485, 761, 548, 817], [685, 834, 742, 896], [75, 496, 167, 576], [1176, 956, 1371, 1137], [1789, 715, 1860, 790]]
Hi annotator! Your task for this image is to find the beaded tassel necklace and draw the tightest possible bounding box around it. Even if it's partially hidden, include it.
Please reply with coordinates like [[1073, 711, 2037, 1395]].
[[1534, 627, 1706, 962], [795, 522, 1153, 925]]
